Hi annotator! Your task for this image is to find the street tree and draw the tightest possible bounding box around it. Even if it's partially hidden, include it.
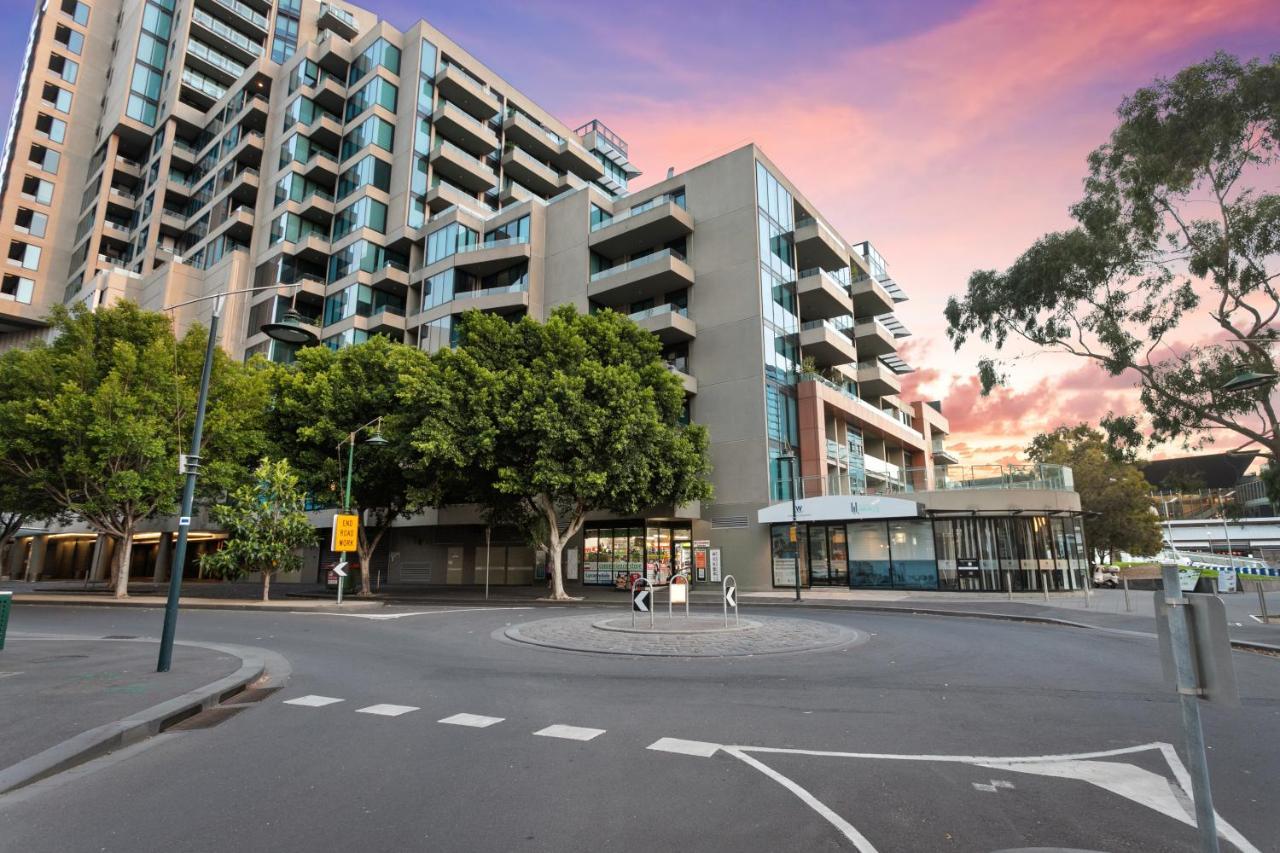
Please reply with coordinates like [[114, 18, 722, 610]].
[[270, 336, 431, 596], [1027, 424, 1165, 564], [946, 52, 1280, 465], [0, 303, 273, 597], [200, 458, 317, 600], [407, 307, 713, 600]]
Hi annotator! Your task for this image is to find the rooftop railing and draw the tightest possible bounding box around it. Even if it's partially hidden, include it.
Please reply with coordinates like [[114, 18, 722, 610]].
[[777, 463, 1075, 501]]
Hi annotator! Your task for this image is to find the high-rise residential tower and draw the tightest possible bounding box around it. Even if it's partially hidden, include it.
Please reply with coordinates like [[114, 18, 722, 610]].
[[1, 0, 1087, 593]]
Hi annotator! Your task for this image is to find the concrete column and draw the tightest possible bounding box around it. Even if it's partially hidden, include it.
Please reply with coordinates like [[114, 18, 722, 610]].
[[89, 534, 111, 581], [24, 534, 48, 582], [795, 383, 827, 496], [153, 532, 173, 584]]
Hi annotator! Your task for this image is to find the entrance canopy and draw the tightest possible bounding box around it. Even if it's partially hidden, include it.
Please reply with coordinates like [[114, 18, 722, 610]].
[[756, 494, 922, 524]]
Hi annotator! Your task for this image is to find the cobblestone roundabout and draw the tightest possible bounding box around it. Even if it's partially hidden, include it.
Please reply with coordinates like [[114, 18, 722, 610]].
[[501, 612, 866, 657]]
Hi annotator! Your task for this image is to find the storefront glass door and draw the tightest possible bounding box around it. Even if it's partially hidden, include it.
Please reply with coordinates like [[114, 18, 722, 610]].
[[807, 525, 849, 585]]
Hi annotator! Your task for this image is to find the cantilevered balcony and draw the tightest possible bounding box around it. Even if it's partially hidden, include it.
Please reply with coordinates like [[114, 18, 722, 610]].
[[666, 363, 698, 395], [857, 358, 902, 396], [555, 136, 605, 181], [301, 149, 340, 184], [588, 194, 693, 259], [850, 275, 894, 315], [589, 249, 694, 307], [283, 232, 330, 263], [800, 319, 857, 367], [430, 140, 497, 193], [853, 316, 896, 357], [436, 64, 501, 121], [793, 216, 848, 272], [451, 238, 532, 277], [629, 304, 696, 344], [932, 438, 961, 466], [500, 147, 559, 196], [190, 7, 264, 65], [434, 102, 500, 157], [502, 111, 561, 161], [795, 267, 853, 321], [317, 3, 359, 39], [425, 181, 494, 217]]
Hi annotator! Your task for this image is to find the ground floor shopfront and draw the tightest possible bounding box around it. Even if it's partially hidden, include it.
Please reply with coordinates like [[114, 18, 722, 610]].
[[758, 493, 1088, 593]]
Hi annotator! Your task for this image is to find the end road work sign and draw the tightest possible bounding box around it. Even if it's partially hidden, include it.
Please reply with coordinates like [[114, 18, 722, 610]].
[[331, 513, 359, 552]]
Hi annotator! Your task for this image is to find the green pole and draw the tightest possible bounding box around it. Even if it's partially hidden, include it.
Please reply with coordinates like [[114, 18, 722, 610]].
[[339, 436, 355, 599]]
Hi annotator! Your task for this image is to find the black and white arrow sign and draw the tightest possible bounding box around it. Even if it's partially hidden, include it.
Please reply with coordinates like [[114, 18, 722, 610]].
[[633, 588, 651, 612], [724, 586, 737, 608]]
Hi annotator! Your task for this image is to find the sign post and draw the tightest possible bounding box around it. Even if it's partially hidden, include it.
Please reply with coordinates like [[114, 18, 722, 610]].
[[631, 576, 654, 628], [669, 570, 690, 619], [330, 513, 358, 605], [722, 574, 738, 627], [1153, 564, 1237, 853]]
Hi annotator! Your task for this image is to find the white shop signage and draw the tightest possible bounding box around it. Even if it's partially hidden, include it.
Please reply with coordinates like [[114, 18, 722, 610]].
[[756, 495, 923, 525]]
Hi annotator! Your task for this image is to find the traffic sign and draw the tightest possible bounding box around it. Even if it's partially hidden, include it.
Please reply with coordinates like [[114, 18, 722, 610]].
[[724, 585, 737, 608], [332, 561, 348, 578], [670, 576, 687, 605], [331, 513, 359, 552], [633, 587, 651, 612]]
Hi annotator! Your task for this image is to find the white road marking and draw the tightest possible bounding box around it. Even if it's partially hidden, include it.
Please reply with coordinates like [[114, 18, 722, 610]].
[[312, 607, 534, 621], [439, 713, 504, 728], [534, 724, 605, 742], [356, 703, 419, 717], [647, 737, 721, 757], [283, 694, 344, 707], [972, 783, 997, 793], [0, 672, 23, 679], [991, 779, 1015, 789], [1249, 614, 1263, 623], [724, 746, 879, 853]]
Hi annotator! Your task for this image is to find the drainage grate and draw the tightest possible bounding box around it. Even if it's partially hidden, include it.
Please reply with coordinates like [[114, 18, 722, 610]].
[[164, 706, 246, 731]]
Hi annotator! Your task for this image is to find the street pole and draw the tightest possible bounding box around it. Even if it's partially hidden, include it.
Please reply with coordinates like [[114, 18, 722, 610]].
[[484, 525, 491, 601], [1219, 495, 1236, 593], [1160, 564, 1220, 852], [157, 299, 221, 673], [338, 435, 355, 605], [790, 455, 801, 602]]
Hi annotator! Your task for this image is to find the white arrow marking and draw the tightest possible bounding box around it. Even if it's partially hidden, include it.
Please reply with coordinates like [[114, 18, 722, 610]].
[[634, 590, 650, 612], [725, 588, 737, 607]]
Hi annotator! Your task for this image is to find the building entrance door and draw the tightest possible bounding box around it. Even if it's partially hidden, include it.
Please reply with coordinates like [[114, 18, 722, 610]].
[[807, 525, 848, 585]]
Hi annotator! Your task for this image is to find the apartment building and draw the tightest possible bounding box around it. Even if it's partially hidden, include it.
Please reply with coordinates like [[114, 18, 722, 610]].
[[1, 0, 1086, 593]]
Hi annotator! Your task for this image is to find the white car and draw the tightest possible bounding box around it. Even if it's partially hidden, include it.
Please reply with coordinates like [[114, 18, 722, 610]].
[[1093, 568, 1120, 588]]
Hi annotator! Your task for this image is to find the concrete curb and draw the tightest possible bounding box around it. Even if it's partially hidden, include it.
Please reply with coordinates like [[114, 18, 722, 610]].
[[0, 635, 291, 795], [11, 594, 382, 613]]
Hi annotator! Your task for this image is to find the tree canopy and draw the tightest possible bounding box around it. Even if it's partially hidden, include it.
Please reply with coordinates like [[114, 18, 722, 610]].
[[0, 303, 273, 596], [200, 458, 317, 600], [269, 335, 432, 596], [1027, 424, 1165, 563], [946, 52, 1280, 464], [406, 306, 713, 600]]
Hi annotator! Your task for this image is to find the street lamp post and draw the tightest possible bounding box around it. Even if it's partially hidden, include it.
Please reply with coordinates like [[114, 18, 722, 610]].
[[156, 284, 319, 673]]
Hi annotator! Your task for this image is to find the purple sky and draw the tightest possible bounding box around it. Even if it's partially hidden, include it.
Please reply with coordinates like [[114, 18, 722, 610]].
[[3, 0, 1277, 462]]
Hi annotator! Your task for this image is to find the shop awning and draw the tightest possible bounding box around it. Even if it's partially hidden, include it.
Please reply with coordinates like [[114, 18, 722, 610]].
[[756, 494, 923, 524]]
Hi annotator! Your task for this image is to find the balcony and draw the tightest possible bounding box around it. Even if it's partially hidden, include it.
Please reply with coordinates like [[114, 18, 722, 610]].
[[503, 111, 561, 161], [229, 167, 259, 205], [317, 3, 359, 39], [932, 463, 1074, 492], [158, 208, 187, 236], [190, 7, 264, 64], [233, 130, 265, 166], [500, 147, 559, 196], [850, 275, 894, 316], [370, 259, 410, 290], [434, 102, 500, 157], [856, 358, 901, 396], [932, 440, 961, 466], [425, 182, 494, 217], [629, 304, 696, 344], [301, 150, 340, 184], [316, 30, 351, 68], [588, 195, 694, 258], [100, 218, 131, 242], [799, 373, 926, 450], [430, 140, 498, 194], [588, 249, 695, 307], [308, 74, 346, 115], [301, 112, 342, 150], [793, 216, 848, 272], [666, 363, 698, 395], [283, 232, 330, 263], [499, 180, 533, 206], [185, 37, 248, 85], [557, 171, 586, 193], [414, 283, 530, 325], [216, 204, 255, 242], [795, 267, 853, 321], [452, 238, 532, 277], [170, 138, 201, 169], [297, 187, 335, 220], [555, 136, 605, 181], [853, 316, 896, 357], [800, 319, 857, 367], [436, 65, 501, 121]]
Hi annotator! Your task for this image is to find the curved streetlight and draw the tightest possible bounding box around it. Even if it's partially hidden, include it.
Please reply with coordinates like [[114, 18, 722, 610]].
[[1220, 370, 1277, 393], [157, 282, 319, 673], [331, 417, 389, 601]]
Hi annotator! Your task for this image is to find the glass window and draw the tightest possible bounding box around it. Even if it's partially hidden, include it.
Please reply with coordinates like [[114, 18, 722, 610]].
[[889, 520, 937, 589], [337, 154, 392, 200], [771, 524, 803, 587], [420, 39, 437, 77], [61, 0, 90, 25], [345, 77, 398, 121], [35, 114, 66, 143], [341, 116, 395, 159], [1, 274, 35, 304], [332, 197, 388, 239], [483, 215, 529, 245]]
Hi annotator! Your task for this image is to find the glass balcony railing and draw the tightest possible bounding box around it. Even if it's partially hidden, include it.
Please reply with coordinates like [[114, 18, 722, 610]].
[[187, 38, 248, 77], [319, 3, 357, 28], [191, 7, 264, 54], [627, 303, 688, 322], [433, 140, 497, 175], [590, 191, 686, 232], [455, 281, 528, 300], [802, 317, 854, 335], [181, 68, 228, 101], [590, 248, 686, 283], [209, 0, 267, 30]]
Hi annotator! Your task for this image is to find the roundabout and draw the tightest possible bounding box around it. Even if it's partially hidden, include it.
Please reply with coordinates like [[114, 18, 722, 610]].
[[501, 611, 866, 657]]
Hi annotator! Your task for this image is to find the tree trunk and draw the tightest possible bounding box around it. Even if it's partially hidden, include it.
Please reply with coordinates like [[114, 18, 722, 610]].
[[533, 494, 584, 602], [113, 530, 133, 599], [262, 568, 271, 602], [355, 520, 386, 597]]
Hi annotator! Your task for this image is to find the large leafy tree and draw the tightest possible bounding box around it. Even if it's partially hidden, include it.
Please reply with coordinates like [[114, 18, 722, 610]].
[[200, 458, 317, 600], [0, 303, 273, 597], [946, 53, 1280, 464], [270, 336, 431, 596], [1027, 424, 1165, 564], [407, 307, 713, 600]]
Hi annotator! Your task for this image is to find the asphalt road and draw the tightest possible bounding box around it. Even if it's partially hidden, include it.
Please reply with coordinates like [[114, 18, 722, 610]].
[[2, 603, 1278, 853]]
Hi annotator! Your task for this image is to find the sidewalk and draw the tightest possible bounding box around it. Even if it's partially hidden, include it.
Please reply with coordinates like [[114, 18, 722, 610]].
[[3, 580, 382, 612], [0, 638, 238, 773]]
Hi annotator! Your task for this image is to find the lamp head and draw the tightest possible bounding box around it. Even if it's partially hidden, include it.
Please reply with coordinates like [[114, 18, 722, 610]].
[[262, 309, 320, 347]]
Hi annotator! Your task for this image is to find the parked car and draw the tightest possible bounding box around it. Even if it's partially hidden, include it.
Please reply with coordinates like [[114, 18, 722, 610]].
[[1093, 567, 1120, 588]]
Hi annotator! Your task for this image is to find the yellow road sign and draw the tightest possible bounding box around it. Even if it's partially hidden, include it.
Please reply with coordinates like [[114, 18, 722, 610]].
[[331, 513, 359, 552]]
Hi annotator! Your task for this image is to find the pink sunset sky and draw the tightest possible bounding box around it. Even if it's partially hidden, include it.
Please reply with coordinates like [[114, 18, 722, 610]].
[[2, 0, 1276, 464]]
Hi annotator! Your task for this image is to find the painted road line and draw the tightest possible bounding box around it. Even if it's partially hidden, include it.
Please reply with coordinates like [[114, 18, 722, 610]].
[[283, 695, 345, 707], [533, 724, 606, 742], [723, 746, 879, 853], [312, 607, 534, 621], [355, 704, 419, 717], [439, 713, 504, 728], [647, 737, 721, 757]]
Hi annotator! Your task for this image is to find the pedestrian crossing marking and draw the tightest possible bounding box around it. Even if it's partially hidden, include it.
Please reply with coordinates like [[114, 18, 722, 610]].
[[440, 713, 505, 728], [355, 704, 419, 717], [647, 737, 721, 757], [283, 695, 344, 707], [534, 724, 606, 741]]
